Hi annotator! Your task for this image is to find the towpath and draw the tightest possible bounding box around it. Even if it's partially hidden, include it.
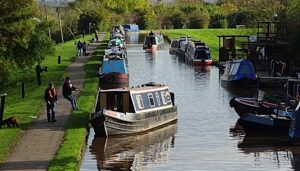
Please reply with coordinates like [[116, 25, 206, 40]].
[[0, 33, 105, 171]]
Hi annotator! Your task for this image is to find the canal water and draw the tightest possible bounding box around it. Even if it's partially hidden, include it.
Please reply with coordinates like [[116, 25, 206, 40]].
[[80, 33, 300, 171]]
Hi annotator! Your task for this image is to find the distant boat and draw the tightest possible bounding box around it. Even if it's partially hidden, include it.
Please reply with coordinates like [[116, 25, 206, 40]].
[[220, 59, 257, 88], [169, 39, 180, 54], [123, 24, 140, 32], [185, 40, 213, 65], [143, 32, 165, 51], [99, 57, 129, 89], [90, 82, 178, 136]]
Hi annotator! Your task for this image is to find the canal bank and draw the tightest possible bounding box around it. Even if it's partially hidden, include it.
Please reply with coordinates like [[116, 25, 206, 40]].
[[0, 33, 106, 171]]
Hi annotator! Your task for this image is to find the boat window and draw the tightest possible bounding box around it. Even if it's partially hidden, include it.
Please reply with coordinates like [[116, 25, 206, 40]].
[[148, 93, 155, 107], [136, 95, 144, 109], [155, 92, 161, 106], [161, 91, 167, 105], [161, 91, 171, 105], [165, 91, 172, 103]]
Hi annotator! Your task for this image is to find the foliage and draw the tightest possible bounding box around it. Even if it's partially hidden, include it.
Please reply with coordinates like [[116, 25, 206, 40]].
[[188, 12, 209, 29], [0, 0, 54, 85]]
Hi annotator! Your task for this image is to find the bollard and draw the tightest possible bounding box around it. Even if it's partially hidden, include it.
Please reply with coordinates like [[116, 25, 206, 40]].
[[58, 56, 61, 64], [0, 93, 7, 129], [22, 82, 25, 98]]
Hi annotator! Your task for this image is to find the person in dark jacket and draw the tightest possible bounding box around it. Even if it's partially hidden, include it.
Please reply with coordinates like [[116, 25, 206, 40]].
[[62, 77, 79, 110], [44, 82, 58, 122]]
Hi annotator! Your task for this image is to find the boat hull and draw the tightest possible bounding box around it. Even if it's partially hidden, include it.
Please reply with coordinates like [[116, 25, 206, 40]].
[[91, 106, 178, 137], [221, 77, 257, 88], [238, 113, 291, 135], [99, 73, 129, 89], [229, 97, 281, 117], [193, 59, 213, 65]]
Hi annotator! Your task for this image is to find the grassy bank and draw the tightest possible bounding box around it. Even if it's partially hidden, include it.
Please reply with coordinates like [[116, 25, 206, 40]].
[[48, 37, 108, 171], [162, 29, 256, 61], [0, 35, 93, 162]]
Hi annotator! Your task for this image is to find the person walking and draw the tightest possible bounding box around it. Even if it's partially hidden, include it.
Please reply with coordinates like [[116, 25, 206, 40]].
[[62, 77, 79, 110], [82, 41, 87, 56], [44, 82, 58, 122], [76, 40, 83, 56]]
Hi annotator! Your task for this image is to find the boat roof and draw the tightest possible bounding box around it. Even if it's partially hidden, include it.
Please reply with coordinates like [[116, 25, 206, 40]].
[[101, 59, 127, 74], [99, 83, 169, 93]]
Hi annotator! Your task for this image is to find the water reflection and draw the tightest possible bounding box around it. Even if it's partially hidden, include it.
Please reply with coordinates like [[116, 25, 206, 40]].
[[89, 122, 177, 170]]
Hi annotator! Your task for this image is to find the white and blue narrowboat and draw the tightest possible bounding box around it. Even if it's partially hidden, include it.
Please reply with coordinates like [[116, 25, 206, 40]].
[[90, 82, 178, 136], [123, 24, 140, 32], [220, 59, 257, 88]]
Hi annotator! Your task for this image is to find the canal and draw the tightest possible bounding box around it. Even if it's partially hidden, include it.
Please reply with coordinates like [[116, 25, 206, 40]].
[[80, 33, 300, 171]]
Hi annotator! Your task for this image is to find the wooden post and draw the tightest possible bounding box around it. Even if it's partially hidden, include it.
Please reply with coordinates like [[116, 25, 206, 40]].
[[0, 93, 7, 129], [58, 56, 61, 64]]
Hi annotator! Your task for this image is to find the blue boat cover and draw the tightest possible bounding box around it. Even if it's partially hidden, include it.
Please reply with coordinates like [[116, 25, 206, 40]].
[[229, 59, 256, 80], [101, 59, 127, 74]]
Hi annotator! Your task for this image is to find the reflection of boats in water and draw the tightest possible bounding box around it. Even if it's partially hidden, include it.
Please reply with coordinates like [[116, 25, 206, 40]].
[[90, 122, 177, 170]]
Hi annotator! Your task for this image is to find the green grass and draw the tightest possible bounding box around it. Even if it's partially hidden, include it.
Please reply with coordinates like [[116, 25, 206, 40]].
[[48, 36, 108, 171], [162, 29, 256, 61], [0, 35, 93, 162]]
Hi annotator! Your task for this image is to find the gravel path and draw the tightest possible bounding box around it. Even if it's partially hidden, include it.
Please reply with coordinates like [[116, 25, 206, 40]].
[[0, 33, 105, 171]]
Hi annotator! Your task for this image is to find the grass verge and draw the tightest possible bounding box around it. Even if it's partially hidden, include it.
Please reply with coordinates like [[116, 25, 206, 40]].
[[0, 35, 93, 163], [48, 37, 108, 171], [162, 29, 256, 61]]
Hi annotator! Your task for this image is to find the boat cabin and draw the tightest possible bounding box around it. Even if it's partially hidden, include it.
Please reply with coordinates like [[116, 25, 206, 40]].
[[100, 59, 128, 75], [222, 59, 256, 81], [194, 46, 211, 60], [95, 84, 174, 114]]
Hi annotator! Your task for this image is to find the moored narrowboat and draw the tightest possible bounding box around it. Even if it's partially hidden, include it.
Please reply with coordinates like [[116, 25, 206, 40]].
[[185, 40, 213, 65], [169, 39, 180, 54], [143, 31, 165, 51], [220, 59, 257, 88], [99, 58, 129, 89], [90, 82, 178, 136]]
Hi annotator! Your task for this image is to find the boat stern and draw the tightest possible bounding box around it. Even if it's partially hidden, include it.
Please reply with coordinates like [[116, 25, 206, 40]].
[[90, 110, 107, 137]]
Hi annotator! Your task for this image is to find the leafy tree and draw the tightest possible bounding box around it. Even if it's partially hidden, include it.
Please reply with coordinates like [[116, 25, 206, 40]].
[[0, 0, 54, 85], [188, 11, 209, 29]]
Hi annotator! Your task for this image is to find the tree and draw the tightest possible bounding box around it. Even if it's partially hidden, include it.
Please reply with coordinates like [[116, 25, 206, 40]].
[[0, 0, 54, 85]]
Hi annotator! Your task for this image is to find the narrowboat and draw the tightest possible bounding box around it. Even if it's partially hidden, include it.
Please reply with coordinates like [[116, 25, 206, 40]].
[[178, 37, 191, 58], [220, 59, 257, 88], [169, 39, 180, 54], [185, 40, 213, 65], [104, 47, 127, 59], [230, 79, 300, 117], [229, 97, 286, 117], [99, 58, 129, 89], [90, 82, 178, 136], [238, 113, 292, 135], [143, 32, 165, 51], [123, 24, 140, 32], [90, 122, 176, 170]]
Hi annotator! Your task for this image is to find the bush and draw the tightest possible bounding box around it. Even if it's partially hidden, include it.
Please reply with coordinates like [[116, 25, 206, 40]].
[[188, 12, 209, 29]]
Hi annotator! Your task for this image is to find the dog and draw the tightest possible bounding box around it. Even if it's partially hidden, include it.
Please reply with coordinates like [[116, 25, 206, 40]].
[[2, 117, 19, 127]]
